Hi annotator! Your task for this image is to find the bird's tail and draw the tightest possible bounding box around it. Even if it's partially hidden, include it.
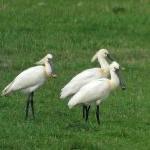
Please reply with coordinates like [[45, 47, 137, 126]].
[[1, 81, 13, 96], [68, 94, 79, 109], [60, 84, 75, 99], [60, 88, 71, 99], [68, 99, 76, 109]]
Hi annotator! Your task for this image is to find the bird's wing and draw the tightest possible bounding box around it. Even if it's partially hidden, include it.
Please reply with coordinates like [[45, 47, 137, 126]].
[[2, 66, 45, 95], [60, 68, 102, 99], [68, 79, 110, 108]]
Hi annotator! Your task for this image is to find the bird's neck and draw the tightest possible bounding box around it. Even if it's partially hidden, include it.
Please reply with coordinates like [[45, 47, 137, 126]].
[[98, 57, 109, 71], [110, 70, 120, 90], [44, 62, 52, 77]]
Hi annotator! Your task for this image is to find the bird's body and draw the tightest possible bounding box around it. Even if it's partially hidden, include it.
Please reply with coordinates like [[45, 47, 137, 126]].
[[68, 62, 126, 124], [68, 78, 111, 108], [2, 54, 55, 119], [2, 66, 47, 95], [60, 49, 113, 99], [60, 49, 114, 122], [60, 68, 109, 99]]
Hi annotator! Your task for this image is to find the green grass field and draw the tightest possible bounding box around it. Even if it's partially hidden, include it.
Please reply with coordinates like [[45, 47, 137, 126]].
[[0, 0, 150, 149]]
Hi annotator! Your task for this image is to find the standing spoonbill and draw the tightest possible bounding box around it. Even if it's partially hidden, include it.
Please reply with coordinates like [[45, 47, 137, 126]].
[[68, 61, 126, 124], [2, 54, 56, 119], [60, 49, 114, 119]]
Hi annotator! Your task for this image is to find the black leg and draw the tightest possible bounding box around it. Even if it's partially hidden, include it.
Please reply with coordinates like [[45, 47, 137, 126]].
[[30, 92, 35, 119], [82, 106, 85, 119], [25, 94, 30, 120], [96, 105, 100, 125], [82, 105, 86, 119], [87, 105, 91, 112], [85, 105, 91, 122]]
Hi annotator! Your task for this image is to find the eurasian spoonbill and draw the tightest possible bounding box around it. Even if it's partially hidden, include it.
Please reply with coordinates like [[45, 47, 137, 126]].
[[68, 61, 126, 124], [2, 54, 56, 119], [60, 49, 114, 119]]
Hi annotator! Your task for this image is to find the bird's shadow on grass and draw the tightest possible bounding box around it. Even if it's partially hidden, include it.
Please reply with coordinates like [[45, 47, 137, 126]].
[[65, 120, 90, 131], [64, 119, 150, 132], [64, 120, 103, 132]]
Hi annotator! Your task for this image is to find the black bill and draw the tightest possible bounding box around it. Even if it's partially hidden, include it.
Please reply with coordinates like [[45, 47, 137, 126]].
[[48, 58, 56, 77], [115, 69, 126, 90], [107, 54, 114, 61]]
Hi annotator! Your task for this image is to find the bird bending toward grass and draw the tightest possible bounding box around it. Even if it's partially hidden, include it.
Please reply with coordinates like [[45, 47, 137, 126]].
[[2, 54, 56, 119], [68, 61, 126, 124], [60, 49, 114, 119]]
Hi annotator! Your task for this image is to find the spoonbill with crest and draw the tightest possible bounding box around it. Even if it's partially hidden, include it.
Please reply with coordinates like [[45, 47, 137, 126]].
[[60, 49, 114, 119], [2, 54, 56, 119], [68, 61, 126, 124]]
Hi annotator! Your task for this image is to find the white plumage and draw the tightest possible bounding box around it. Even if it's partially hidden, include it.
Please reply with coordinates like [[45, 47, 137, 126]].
[[60, 68, 105, 98], [60, 49, 113, 99], [2, 53, 56, 119], [2, 66, 48, 95], [68, 62, 125, 124], [68, 78, 110, 108]]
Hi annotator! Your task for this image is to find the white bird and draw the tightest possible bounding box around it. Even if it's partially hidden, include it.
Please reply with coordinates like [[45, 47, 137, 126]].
[[2, 54, 56, 119], [60, 49, 114, 118], [68, 61, 126, 124]]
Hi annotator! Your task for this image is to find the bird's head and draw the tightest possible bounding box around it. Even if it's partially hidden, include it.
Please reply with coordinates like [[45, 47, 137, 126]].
[[110, 61, 126, 90], [35, 54, 53, 65], [35, 54, 57, 78], [91, 49, 114, 62]]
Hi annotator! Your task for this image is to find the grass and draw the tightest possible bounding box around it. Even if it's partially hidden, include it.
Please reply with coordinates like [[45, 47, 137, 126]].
[[0, 0, 150, 149]]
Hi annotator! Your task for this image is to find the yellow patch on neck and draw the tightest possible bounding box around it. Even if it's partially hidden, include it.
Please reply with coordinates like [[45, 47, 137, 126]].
[[109, 80, 117, 90], [44, 63, 52, 78], [100, 68, 109, 77], [44, 69, 51, 78]]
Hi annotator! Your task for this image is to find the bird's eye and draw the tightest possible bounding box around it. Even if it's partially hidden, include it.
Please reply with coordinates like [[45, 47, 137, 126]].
[[115, 68, 119, 71]]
